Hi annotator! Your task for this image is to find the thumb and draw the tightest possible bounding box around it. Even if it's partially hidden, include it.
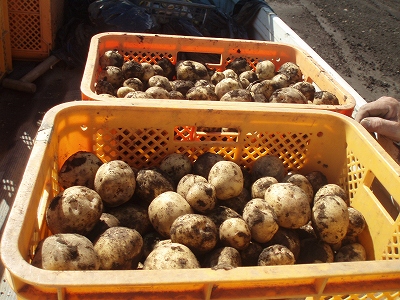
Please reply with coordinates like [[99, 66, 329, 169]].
[[360, 117, 400, 142]]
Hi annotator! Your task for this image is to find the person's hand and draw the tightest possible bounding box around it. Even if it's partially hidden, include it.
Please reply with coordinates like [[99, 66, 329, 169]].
[[355, 96, 400, 142]]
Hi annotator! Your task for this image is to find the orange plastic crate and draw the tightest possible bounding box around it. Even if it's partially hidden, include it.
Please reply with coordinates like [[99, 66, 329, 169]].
[[81, 32, 356, 116], [1, 100, 399, 299]]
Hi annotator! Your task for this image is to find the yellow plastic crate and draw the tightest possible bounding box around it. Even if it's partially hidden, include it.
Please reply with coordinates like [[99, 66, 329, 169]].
[[2, 100, 400, 299], [7, 0, 64, 60], [81, 32, 356, 116], [0, 0, 12, 79]]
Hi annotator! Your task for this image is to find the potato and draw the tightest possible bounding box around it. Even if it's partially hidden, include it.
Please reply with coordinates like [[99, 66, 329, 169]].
[[297, 238, 334, 264], [222, 69, 239, 80], [125, 91, 149, 98], [223, 187, 251, 215], [226, 57, 251, 75], [145, 86, 170, 99], [116, 86, 135, 98], [99, 50, 124, 69], [142, 231, 165, 258], [251, 155, 286, 182], [159, 153, 192, 186], [314, 183, 349, 206], [94, 227, 143, 270], [169, 90, 185, 99], [305, 170, 328, 195], [251, 176, 278, 199], [107, 201, 152, 235], [176, 174, 208, 199], [264, 227, 301, 260], [313, 91, 339, 105], [251, 79, 275, 101], [269, 87, 307, 104], [170, 214, 218, 255], [264, 183, 311, 229], [58, 151, 103, 190], [122, 60, 144, 81], [143, 242, 200, 270], [335, 243, 367, 262], [98, 65, 124, 88], [206, 205, 242, 229], [202, 246, 242, 269], [193, 152, 225, 179], [283, 173, 313, 204], [95, 79, 115, 95], [277, 62, 302, 83], [195, 79, 215, 89], [186, 86, 218, 101], [185, 181, 217, 213], [148, 75, 172, 91], [239, 70, 258, 84], [240, 241, 263, 266], [94, 160, 136, 207], [152, 64, 165, 76], [346, 207, 366, 238], [148, 191, 194, 237], [258, 244, 296, 266], [215, 78, 242, 99], [256, 60, 275, 80], [270, 73, 290, 89], [220, 89, 254, 102], [32, 233, 99, 270], [123, 77, 144, 91], [242, 198, 279, 243], [141, 62, 156, 81], [312, 195, 349, 244], [157, 57, 176, 80], [134, 167, 174, 206], [171, 79, 195, 96], [291, 81, 315, 101], [176, 60, 210, 82], [46, 186, 103, 235], [86, 212, 120, 242], [210, 71, 225, 85], [208, 161, 244, 200], [219, 217, 251, 250]]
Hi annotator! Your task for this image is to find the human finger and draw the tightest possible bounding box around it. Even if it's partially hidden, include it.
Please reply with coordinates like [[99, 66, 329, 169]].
[[360, 117, 400, 142]]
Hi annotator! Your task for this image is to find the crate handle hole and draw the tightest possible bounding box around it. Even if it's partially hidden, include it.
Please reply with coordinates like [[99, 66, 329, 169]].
[[371, 177, 399, 221]]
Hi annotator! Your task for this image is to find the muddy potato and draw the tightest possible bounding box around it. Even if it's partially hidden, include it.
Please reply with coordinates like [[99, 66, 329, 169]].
[[86, 212, 120, 242], [170, 214, 218, 255], [251, 176, 278, 199], [148, 75, 172, 91], [258, 244, 296, 266], [215, 78, 242, 99], [186, 182, 217, 213], [251, 155, 286, 183], [305, 171, 328, 195], [256, 60, 275, 80], [94, 160, 135, 207], [32, 233, 99, 270], [123, 77, 143, 91], [153, 64, 165, 76], [270, 73, 290, 89], [313, 91, 339, 105], [346, 207, 366, 238], [122, 60, 144, 81], [159, 153, 192, 186], [176, 174, 208, 199], [283, 173, 314, 204], [193, 152, 225, 179], [223, 187, 251, 215], [58, 151, 103, 190], [210, 71, 225, 85], [291, 81, 315, 101], [277, 62, 302, 83], [46, 186, 103, 235], [335, 243, 367, 262], [98, 93, 116, 98], [157, 57, 175, 80], [264, 227, 301, 260], [240, 241, 263, 266], [297, 238, 334, 264], [269, 87, 307, 104], [203, 246, 242, 269], [312, 195, 349, 244], [220, 89, 254, 102], [239, 70, 258, 84], [148, 191, 194, 238], [169, 90, 185, 99], [143, 242, 200, 270], [98, 65, 124, 88], [116, 86, 135, 98], [134, 167, 174, 206], [219, 217, 251, 250], [145, 86, 170, 99], [99, 50, 124, 69], [107, 201, 152, 235], [171, 79, 195, 96], [226, 57, 251, 75], [243, 198, 279, 243], [251, 79, 275, 101], [141, 62, 156, 82], [125, 91, 149, 98], [95, 79, 115, 95], [208, 161, 244, 200], [264, 183, 311, 229], [186, 85, 218, 101], [195, 79, 215, 89], [206, 206, 242, 230], [222, 69, 239, 80], [314, 183, 349, 206], [94, 227, 143, 270], [176, 60, 210, 82]]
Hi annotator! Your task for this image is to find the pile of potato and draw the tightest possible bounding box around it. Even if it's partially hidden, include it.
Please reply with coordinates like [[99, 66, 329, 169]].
[[32, 150, 367, 271], [94, 50, 340, 105]]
